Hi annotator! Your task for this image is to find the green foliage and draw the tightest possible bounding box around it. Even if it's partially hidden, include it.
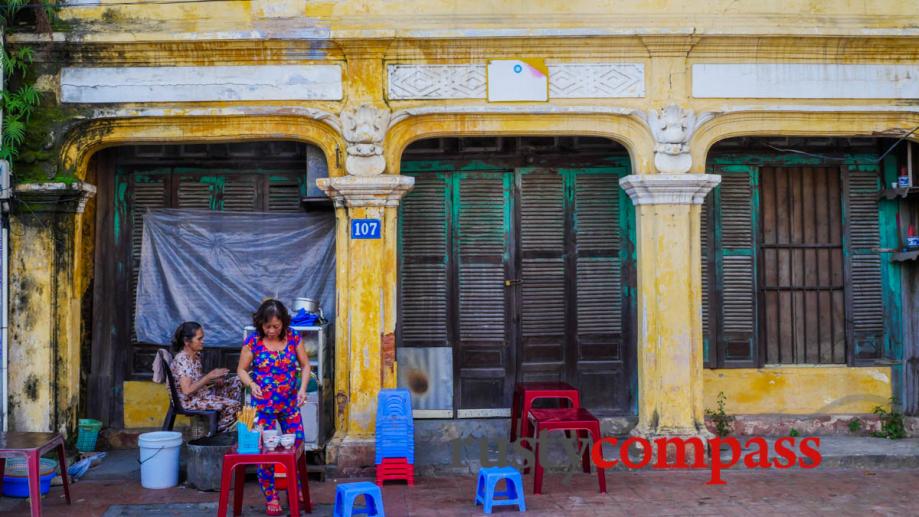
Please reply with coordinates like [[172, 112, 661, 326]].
[[705, 391, 735, 438], [1, 46, 41, 162], [848, 418, 862, 433], [788, 428, 800, 437], [872, 399, 906, 440]]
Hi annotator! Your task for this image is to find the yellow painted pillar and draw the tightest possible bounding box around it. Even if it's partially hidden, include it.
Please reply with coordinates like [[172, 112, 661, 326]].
[[318, 174, 414, 469], [619, 174, 720, 439]]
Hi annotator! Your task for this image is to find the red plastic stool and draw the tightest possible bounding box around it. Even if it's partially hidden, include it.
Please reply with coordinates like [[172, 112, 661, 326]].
[[217, 445, 311, 516], [528, 408, 606, 495], [375, 457, 414, 486]]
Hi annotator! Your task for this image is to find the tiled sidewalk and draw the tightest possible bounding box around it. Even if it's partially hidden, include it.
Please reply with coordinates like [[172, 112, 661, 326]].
[[0, 467, 916, 516]]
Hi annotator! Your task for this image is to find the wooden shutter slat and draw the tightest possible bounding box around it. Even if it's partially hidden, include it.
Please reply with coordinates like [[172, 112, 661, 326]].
[[845, 168, 884, 361], [222, 176, 258, 212], [268, 182, 302, 212], [400, 174, 449, 345], [131, 176, 167, 345], [701, 196, 714, 366], [177, 177, 212, 209], [457, 175, 507, 344], [574, 174, 620, 251], [717, 172, 757, 366], [576, 257, 621, 334]]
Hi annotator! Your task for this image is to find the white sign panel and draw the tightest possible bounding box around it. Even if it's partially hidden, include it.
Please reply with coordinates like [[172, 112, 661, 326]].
[[693, 64, 919, 99], [487, 59, 549, 102], [61, 65, 343, 103]]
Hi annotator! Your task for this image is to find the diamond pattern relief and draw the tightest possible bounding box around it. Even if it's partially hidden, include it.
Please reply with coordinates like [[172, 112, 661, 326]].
[[549, 64, 644, 98], [388, 65, 486, 100], [387, 63, 644, 100]]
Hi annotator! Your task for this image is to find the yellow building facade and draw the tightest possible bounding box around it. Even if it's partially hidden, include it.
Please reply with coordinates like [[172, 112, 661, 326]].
[[4, 1, 918, 467]]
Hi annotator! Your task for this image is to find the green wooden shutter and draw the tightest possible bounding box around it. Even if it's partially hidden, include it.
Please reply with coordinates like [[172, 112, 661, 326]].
[[844, 166, 884, 362], [572, 169, 628, 411], [399, 173, 450, 347], [517, 168, 567, 382], [268, 176, 303, 212], [177, 175, 215, 209], [129, 173, 168, 345], [220, 175, 259, 211], [701, 195, 716, 367], [715, 169, 758, 367], [455, 172, 512, 409]]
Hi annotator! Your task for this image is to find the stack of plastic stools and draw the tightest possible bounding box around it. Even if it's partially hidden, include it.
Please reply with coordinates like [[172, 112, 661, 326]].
[[475, 466, 526, 514], [375, 388, 415, 486], [334, 481, 385, 517]]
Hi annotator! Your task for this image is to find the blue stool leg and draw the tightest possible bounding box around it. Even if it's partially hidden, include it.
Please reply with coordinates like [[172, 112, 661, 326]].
[[370, 490, 385, 517], [334, 489, 342, 517], [484, 476, 496, 514], [475, 471, 485, 506], [344, 493, 356, 517], [510, 475, 526, 512]]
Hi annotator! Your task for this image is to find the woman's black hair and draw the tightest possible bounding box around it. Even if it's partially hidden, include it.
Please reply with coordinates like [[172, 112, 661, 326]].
[[253, 299, 291, 339], [171, 321, 203, 353]]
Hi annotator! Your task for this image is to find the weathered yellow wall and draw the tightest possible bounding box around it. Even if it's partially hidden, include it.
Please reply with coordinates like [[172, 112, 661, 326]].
[[123, 381, 190, 429], [55, 1, 919, 38], [704, 367, 893, 415], [8, 216, 55, 432]]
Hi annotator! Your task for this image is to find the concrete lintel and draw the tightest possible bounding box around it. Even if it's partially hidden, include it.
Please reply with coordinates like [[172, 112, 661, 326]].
[[620, 173, 721, 205], [14, 182, 98, 213], [317, 175, 415, 208]]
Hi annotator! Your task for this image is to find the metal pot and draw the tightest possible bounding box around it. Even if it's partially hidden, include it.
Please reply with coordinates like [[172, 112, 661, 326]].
[[293, 297, 319, 314]]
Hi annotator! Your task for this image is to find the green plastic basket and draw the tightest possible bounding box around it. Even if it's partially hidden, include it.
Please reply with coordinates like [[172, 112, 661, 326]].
[[76, 418, 102, 452]]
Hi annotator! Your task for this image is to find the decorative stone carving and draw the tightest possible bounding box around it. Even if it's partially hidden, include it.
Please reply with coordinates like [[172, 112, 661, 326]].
[[549, 63, 644, 98], [388, 64, 486, 100], [387, 63, 645, 100], [340, 104, 391, 176], [316, 175, 415, 208], [619, 174, 721, 206], [644, 105, 714, 174]]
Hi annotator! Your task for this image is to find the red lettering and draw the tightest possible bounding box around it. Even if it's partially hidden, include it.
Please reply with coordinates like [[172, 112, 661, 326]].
[[654, 437, 706, 468], [706, 437, 741, 485], [620, 437, 652, 469], [591, 437, 619, 469], [773, 437, 796, 469], [798, 437, 821, 469], [742, 437, 772, 469]]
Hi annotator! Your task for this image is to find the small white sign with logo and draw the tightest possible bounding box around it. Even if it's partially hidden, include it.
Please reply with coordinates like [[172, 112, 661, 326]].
[[487, 59, 549, 102]]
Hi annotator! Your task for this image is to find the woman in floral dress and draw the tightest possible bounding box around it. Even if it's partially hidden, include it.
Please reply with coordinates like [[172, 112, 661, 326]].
[[169, 321, 242, 432], [237, 299, 310, 516]]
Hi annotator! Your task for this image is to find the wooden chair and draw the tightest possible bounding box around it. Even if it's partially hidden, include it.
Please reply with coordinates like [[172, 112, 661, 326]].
[[161, 362, 219, 437]]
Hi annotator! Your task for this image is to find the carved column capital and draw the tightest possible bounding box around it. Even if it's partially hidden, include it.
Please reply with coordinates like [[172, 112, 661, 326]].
[[619, 174, 721, 205], [340, 104, 391, 176], [643, 104, 715, 174], [317, 175, 414, 208]]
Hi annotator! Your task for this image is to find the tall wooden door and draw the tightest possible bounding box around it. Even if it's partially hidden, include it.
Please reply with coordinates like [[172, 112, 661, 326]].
[[399, 165, 633, 416]]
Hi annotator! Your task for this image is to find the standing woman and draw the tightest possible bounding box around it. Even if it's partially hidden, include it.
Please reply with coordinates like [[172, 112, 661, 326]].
[[237, 299, 310, 516]]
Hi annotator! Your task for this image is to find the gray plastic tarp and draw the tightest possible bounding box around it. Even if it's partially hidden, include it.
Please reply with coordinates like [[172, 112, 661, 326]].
[[135, 208, 336, 347]]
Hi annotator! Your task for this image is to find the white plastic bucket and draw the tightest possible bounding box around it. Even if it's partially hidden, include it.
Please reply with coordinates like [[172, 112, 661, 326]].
[[138, 431, 183, 489]]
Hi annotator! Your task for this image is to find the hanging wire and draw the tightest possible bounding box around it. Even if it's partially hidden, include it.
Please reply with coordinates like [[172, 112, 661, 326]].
[[762, 125, 919, 165]]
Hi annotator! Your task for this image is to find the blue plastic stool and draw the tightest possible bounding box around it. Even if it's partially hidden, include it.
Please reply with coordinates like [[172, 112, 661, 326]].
[[334, 481, 385, 517], [474, 466, 526, 514]]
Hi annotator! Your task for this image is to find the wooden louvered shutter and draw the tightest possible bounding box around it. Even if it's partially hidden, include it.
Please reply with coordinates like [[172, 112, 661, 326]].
[[572, 170, 627, 412], [517, 168, 566, 383], [701, 195, 716, 367], [177, 175, 214, 209], [845, 167, 884, 362], [268, 176, 303, 212], [455, 172, 512, 410], [716, 171, 758, 367], [220, 175, 258, 211], [400, 173, 449, 347], [130, 174, 167, 345]]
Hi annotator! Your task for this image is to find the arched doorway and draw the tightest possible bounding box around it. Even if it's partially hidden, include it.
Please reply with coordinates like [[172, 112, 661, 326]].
[[396, 136, 636, 418]]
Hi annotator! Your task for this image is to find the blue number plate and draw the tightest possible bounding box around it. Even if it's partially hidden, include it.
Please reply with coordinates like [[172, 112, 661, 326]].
[[351, 218, 381, 239]]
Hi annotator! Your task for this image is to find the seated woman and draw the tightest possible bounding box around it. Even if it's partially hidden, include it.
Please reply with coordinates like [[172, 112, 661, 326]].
[[170, 321, 242, 432]]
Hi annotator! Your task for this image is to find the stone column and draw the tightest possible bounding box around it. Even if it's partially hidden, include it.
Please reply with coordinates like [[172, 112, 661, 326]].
[[318, 172, 414, 471], [9, 182, 96, 434], [619, 174, 720, 441]]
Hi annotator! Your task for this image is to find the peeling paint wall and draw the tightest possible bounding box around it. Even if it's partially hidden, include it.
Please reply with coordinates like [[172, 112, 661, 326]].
[[704, 367, 893, 415], [123, 380, 190, 429]]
